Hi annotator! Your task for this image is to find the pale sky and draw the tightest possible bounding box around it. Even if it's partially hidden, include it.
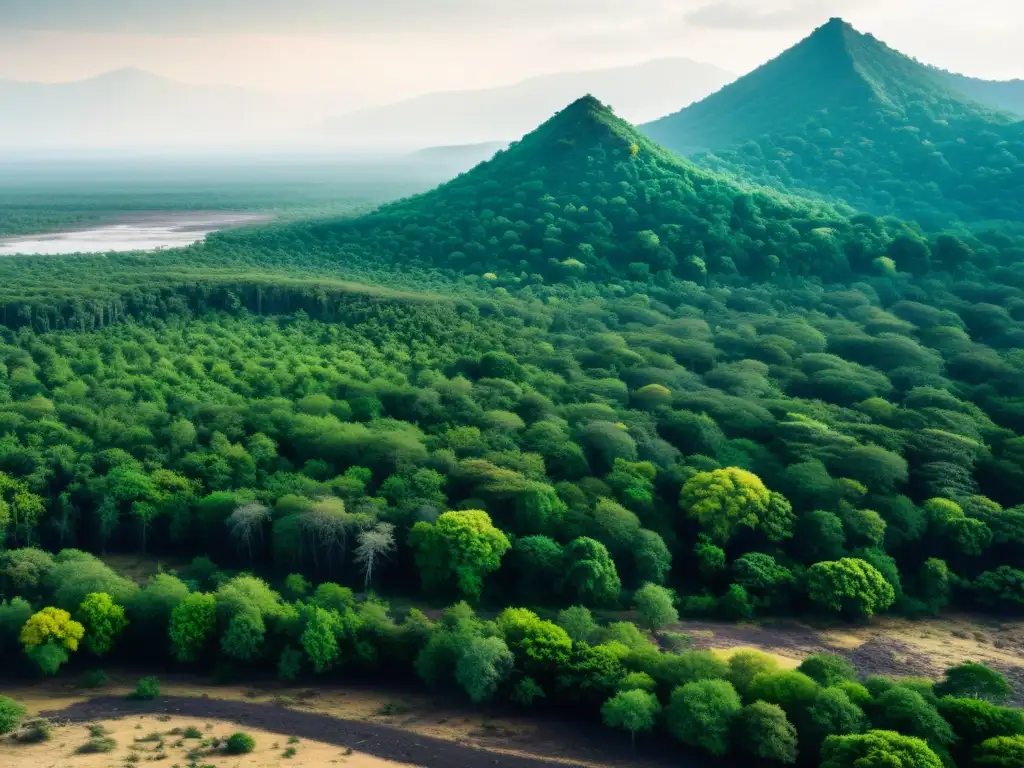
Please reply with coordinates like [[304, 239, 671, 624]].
[[0, 0, 1021, 107]]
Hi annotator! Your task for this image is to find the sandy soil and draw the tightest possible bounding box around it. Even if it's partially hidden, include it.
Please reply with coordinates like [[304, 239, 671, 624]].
[[0, 715, 405, 768], [2, 675, 692, 768]]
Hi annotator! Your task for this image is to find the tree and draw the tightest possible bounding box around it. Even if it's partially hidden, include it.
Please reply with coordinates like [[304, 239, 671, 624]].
[[680, 467, 791, 543], [0, 696, 26, 735], [408, 510, 510, 600], [807, 558, 895, 618], [820, 730, 943, 768], [735, 701, 798, 763], [300, 606, 340, 673], [220, 609, 266, 662], [354, 522, 397, 590], [748, 670, 820, 716], [0, 548, 55, 602], [497, 608, 572, 673], [226, 502, 270, 564], [872, 688, 955, 750], [798, 654, 858, 687], [975, 735, 1024, 767], [665, 679, 742, 756], [633, 583, 678, 632], [455, 636, 514, 703], [601, 689, 661, 746], [727, 649, 780, 699], [511, 536, 564, 600], [19, 606, 84, 674], [557, 605, 597, 644], [130, 573, 190, 637], [803, 687, 869, 755], [974, 566, 1024, 612], [935, 662, 1012, 703], [936, 697, 1024, 754], [563, 537, 621, 606], [169, 592, 216, 662], [77, 592, 127, 656]]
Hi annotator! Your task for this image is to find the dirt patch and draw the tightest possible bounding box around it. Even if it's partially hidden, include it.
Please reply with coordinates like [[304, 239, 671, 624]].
[[674, 614, 1024, 703], [0, 715, 403, 768]]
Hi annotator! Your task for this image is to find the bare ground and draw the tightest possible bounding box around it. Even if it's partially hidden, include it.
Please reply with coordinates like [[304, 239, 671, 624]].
[[3, 675, 700, 768], [675, 614, 1024, 703]]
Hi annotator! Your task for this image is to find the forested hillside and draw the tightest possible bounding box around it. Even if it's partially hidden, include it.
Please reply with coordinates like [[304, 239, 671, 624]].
[[643, 18, 1024, 228], [293, 95, 941, 284]]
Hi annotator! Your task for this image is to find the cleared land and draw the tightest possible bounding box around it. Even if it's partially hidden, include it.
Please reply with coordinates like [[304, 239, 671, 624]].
[[0, 715, 406, 768]]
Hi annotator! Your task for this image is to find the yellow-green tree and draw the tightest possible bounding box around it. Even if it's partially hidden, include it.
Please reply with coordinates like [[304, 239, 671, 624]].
[[77, 592, 128, 656], [680, 468, 792, 543], [409, 510, 510, 600], [19, 606, 85, 674]]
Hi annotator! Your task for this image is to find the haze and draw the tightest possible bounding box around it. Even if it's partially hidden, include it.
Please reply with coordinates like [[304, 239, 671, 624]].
[[0, 0, 1021, 151]]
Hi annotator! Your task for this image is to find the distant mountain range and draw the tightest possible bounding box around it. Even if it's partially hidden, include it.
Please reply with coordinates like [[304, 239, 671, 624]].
[[321, 59, 735, 149], [642, 18, 1024, 226], [0, 68, 307, 149]]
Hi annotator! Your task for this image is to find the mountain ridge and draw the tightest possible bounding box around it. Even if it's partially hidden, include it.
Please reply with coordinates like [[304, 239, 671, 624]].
[[642, 18, 1024, 226]]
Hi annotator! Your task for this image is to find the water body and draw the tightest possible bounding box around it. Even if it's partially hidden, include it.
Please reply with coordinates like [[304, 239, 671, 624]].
[[0, 212, 269, 256]]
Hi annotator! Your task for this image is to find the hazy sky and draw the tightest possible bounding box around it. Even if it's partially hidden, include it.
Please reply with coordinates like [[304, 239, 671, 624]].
[[1, 0, 1021, 107]]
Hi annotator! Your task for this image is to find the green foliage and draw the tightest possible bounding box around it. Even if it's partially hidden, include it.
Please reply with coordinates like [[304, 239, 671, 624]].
[[646, 20, 1024, 228], [225, 732, 256, 755], [748, 670, 820, 715], [975, 735, 1024, 767], [665, 679, 742, 756], [0, 696, 26, 735], [601, 689, 661, 744], [807, 558, 896, 617], [820, 730, 944, 768], [20, 606, 84, 674], [132, 676, 161, 700], [735, 701, 799, 764], [680, 468, 790, 543], [409, 510, 510, 600], [455, 636, 514, 703], [169, 593, 217, 663], [77, 592, 128, 656], [872, 687, 955, 750], [798, 654, 858, 687], [556, 606, 597, 644], [633, 583, 678, 631], [935, 662, 1012, 703], [563, 537, 621, 606]]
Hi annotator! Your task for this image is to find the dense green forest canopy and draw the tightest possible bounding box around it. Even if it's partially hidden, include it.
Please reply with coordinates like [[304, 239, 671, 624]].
[[642, 19, 1024, 230]]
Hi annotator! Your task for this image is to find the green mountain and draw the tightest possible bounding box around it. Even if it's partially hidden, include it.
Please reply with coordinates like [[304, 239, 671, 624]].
[[643, 18, 1024, 228], [307, 95, 916, 283]]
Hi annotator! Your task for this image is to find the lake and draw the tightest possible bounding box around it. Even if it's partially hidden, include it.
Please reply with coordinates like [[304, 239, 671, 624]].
[[0, 212, 269, 256]]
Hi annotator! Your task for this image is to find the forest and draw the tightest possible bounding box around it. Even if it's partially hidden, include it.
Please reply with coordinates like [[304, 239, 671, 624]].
[[0, 16, 1023, 768], [644, 19, 1024, 231]]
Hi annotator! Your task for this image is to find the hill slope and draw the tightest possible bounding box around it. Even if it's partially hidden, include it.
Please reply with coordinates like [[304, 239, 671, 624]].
[[321, 58, 734, 149], [936, 70, 1024, 116], [642, 18, 1024, 227], [305, 95, 917, 283]]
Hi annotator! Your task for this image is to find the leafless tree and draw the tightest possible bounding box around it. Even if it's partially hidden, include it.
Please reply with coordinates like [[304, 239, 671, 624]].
[[226, 502, 270, 564], [300, 497, 351, 574], [354, 522, 396, 590]]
